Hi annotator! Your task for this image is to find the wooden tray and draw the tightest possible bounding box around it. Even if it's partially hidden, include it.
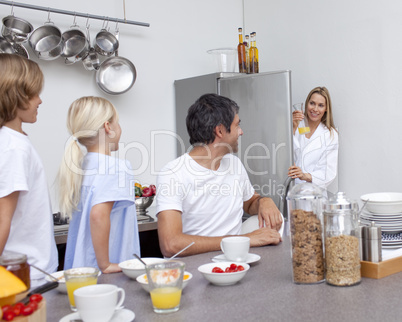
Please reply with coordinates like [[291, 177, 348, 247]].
[[361, 255, 402, 279]]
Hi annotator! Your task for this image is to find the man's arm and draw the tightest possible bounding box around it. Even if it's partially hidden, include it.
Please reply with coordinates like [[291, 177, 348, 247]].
[[157, 209, 281, 258], [157, 210, 223, 257], [0, 191, 19, 254], [244, 193, 282, 231]]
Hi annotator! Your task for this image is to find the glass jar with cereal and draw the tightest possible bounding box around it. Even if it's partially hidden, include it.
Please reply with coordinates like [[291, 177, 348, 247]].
[[324, 192, 361, 286], [287, 182, 325, 284]]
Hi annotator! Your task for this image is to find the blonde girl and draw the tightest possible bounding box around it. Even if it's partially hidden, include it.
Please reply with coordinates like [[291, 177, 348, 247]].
[[58, 96, 140, 273]]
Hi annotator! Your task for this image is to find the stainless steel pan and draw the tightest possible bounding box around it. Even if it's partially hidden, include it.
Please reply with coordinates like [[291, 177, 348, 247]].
[[2, 15, 33, 45], [95, 28, 135, 95], [28, 22, 63, 60], [0, 36, 15, 54], [94, 28, 119, 57], [95, 55, 136, 95], [82, 25, 99, 71]]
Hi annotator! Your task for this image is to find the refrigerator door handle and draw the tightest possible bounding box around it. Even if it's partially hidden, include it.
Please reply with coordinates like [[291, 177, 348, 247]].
[[279, 177, 294, 220]]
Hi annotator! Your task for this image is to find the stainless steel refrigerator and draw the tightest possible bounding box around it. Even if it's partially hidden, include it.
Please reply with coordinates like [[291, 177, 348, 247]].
[[174, 71, 294, 218]]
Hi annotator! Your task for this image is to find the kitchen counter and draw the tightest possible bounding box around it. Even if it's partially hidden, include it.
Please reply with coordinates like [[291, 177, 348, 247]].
[[44, 237, 402, 322], [54, 207, 158, 245]]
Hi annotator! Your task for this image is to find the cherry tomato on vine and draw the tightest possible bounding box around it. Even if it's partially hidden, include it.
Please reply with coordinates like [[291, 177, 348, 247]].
[[29, 294, 43, 303], [3, 310, 15, 321]]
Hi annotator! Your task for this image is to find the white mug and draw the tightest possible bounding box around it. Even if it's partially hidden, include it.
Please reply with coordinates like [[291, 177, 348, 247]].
[[220, 236, 250, 262], [74, 284, 125, 322]]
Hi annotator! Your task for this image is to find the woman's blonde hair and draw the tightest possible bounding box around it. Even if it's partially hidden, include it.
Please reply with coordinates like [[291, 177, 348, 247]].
[[0, 54, 44, 128], [58, 96, 118, 217], [305, 86, 337, 133]]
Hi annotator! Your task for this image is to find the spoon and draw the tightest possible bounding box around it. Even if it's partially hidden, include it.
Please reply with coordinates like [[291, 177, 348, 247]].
[[169, 241, 195, 259], [133, 241, 195, 267], [30, 264, 60, 282], [133, 253, 147, 266], [358, 199, 369, 217]]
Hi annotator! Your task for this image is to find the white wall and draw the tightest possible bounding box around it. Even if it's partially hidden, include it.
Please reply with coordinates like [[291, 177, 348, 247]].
[[2, 0, 400, 210], [0, 0, 243, 211], [245, 0, 402, 202]]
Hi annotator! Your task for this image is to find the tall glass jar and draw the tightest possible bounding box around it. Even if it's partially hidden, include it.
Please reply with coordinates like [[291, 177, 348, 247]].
[[0, 251, 30, 289], [287, 182, 325, 284], [324, 192, 361, 286]]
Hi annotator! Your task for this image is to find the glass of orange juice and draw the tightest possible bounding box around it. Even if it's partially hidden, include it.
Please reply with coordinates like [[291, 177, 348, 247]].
[[145, 260, 185, 314], [293, 103, 310, 135], [64, 267, 99, 311]]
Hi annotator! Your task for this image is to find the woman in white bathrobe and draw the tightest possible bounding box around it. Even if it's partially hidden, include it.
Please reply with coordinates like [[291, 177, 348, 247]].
[[288, 87, 338, 189]]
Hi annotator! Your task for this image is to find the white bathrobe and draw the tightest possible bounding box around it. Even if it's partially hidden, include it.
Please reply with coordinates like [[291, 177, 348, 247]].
[[293, 123, 339, 189]]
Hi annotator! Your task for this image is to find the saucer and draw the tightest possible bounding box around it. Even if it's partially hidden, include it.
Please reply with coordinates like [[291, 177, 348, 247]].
[[212, 253, 261, 264], [59, 308, 135, 322]]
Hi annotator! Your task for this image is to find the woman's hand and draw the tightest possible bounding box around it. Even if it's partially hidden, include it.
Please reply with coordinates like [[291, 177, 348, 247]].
[[288, 165, 312, 182], [101, 263, 122, 274], [292, 110, 304, 134]]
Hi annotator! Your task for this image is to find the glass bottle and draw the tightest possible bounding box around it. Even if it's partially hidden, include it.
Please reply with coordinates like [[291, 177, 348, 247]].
[[249, 32, 259, 73], [0, 251, 31, 289], [245, 34, 250, 73], [324, 192, 361, 286], [237, 27, 247, 73], [287, 182, 325, 284]]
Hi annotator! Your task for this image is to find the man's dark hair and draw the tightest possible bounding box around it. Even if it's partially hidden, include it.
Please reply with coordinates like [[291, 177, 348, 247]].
[[186, 93, 240, 145]]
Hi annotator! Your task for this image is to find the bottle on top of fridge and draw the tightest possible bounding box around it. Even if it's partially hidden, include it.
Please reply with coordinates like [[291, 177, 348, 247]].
[[237, 27, 247, 73], [245, 34, 250, 73], [249, 32, 259, 73]]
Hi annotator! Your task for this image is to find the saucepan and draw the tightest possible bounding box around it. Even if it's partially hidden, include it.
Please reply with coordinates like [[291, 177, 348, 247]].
[[28, 20, 63, 60], [1, 15, 33, 45], [94, 20, 119, 57], [95, 28, 136, 95], [82, 24, 100, 71], [0, 36, 15, 54], [61, 17, 88, 65], [14, 43, 29, 59]]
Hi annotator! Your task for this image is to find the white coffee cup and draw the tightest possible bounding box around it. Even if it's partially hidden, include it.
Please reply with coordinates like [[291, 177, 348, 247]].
[[220, 236, 250, 262], [74, 284, 125, 322]]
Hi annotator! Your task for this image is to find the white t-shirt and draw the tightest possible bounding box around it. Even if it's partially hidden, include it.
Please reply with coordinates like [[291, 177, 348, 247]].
[[293, 123, 339, 189], [156, 153, 255, 236], [0, 126, 58, 281]]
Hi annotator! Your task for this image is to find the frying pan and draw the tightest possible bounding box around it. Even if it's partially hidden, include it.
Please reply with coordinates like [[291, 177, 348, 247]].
[[95, 28, 136, 95], [95, 55, 136, 95]]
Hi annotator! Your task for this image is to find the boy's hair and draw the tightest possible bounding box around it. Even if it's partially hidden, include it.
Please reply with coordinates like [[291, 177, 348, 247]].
[[0, 54, 44, 128]]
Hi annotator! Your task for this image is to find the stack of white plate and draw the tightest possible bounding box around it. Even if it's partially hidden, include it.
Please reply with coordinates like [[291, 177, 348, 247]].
[[360, 192, 402, 249]]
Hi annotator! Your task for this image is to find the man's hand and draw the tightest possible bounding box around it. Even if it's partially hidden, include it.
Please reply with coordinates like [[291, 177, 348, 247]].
[[258, 197, 282, 231], [245, 227, 282, 247]]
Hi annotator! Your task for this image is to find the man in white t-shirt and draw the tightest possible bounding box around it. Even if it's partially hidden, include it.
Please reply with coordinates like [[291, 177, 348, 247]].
[[156, 94, 282, 257]]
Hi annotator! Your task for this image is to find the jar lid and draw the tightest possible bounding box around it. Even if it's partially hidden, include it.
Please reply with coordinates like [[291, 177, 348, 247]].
[[0, 250, 27, 265], [286, 182, 325, 200], [324, 192, 359, 212]]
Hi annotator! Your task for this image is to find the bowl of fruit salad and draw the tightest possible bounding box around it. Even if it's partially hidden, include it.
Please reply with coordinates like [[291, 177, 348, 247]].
[[136, 271, 192, 292], [197, 262, 250, 286]]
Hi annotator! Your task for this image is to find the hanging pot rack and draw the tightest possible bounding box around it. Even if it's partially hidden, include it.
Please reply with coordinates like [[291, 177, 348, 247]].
[[0, 0, 150, 27]]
